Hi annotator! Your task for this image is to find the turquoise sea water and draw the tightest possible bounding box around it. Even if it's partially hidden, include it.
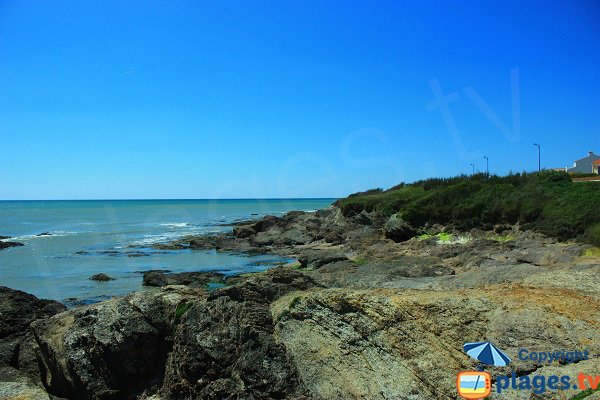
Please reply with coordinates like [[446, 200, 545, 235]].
[[0, 199, 334, 304]]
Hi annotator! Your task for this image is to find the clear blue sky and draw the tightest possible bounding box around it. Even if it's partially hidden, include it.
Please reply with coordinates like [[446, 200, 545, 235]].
[[1, 1, 598, 199]]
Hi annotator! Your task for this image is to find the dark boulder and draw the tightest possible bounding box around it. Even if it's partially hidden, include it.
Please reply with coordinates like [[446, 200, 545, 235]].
[[0, 287, 66, 341], [298, 249, 348, 270], [324, 230, 345, 244], [210, 267, 318, 304], [143, 271, 225, 288], [143, 271, 170, 287], [188, 235, 226, 249], [89, 273, 114, 282], [0, 286, 65, 385], [232, 224, 256, 238], [251, 215, 281, 232], [349, 211, 373, 226], [160, 268, 316, 399]]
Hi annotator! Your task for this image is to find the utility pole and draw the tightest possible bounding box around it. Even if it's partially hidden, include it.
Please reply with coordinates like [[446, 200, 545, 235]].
[[533, 143, 541, 172], [470, 163, 475, 175], [483, 156, 489, 177]]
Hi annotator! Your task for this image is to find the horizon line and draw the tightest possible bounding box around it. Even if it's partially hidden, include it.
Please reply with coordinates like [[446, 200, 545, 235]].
[[0, 197, 339, 202]]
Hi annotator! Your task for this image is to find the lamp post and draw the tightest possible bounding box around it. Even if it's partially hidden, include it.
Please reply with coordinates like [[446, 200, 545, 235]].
[[483, 156, 489, 177], [533, 143, 541, 172], [470, 163, 475, 175]]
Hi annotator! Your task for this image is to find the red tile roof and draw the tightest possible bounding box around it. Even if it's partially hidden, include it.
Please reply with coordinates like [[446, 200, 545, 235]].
[[593, 159, 600, 165]]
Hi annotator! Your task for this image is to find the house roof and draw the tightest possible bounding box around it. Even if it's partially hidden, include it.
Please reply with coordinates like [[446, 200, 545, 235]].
[[593, 159, 600, 165]]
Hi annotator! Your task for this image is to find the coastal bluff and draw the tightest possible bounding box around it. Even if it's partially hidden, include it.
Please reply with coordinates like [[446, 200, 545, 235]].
[[1, 172, 599, 399], [0, 204, 598, 399]]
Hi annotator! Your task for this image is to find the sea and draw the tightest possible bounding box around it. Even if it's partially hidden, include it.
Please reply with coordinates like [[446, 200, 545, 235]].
[[0, 199, 334, 305]]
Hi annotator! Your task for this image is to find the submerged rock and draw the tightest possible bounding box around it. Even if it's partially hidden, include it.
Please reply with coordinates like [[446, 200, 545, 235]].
[[0, 241, 24, 250]]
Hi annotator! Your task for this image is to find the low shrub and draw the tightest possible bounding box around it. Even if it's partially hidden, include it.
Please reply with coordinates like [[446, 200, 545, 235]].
[[584, 223, 600, 246], [334, 171, 600, 243]]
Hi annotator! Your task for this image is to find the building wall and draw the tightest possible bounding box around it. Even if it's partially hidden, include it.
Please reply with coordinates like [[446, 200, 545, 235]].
[[567, 153, 600, 173]]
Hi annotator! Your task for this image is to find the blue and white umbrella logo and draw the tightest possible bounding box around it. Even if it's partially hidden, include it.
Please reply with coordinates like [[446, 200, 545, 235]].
[[463, 341, 511, 367]]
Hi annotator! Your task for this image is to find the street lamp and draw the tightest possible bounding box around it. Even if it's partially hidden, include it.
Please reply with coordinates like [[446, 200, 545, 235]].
[[470, 163, 475, 175], [533, 143, 541, 172], [483, 156, 489, 177]]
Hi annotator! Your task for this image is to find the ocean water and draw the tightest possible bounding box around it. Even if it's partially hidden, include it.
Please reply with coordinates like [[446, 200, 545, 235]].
[[0, 199, 334, 304]]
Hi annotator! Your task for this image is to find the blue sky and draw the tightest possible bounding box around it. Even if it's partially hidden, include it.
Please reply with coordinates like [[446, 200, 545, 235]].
[[1, 0, 599, 199]]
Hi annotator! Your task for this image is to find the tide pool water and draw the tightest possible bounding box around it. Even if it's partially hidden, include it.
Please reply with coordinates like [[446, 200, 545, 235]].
[[0, 199, 334, 304]]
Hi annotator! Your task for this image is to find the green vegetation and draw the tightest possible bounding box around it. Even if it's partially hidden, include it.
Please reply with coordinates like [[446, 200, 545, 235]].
[[570, 387, 600, 400], [437, 232, 452, 242], [335, 171, 600, 243], [417, 232, 434, 240], [489, 233, 516, 242], [582, 247, 600, 257], [584, 223, 600, 246], [173, 301, 192, 324], [353, 257, 369, 266]]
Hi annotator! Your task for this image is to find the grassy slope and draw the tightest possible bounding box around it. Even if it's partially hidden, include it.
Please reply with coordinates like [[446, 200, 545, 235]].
[[334, 171, 600, 244]]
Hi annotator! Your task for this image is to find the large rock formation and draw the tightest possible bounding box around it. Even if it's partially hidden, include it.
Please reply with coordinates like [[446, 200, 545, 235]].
[[271, 286, 600, 399], [159, 267, 317, 399], [31, 287, 204, 400]]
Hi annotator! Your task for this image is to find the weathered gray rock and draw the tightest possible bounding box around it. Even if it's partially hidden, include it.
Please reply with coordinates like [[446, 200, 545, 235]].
[[272, 286, 600, 399], [297, 249, 347, 270], [383, 214, 416, 242], [0, 366, 57, 400]]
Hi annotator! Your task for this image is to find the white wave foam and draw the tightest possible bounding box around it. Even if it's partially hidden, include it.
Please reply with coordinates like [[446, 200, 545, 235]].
[[160, 223, 190, 228], [6, 231, 81, 241]]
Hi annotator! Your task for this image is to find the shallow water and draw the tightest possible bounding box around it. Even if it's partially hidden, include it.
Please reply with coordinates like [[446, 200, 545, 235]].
[[0, 199, 334, 303]]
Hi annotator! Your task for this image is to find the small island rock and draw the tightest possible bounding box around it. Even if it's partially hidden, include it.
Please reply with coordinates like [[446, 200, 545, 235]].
[[89, 273, 114, 282]]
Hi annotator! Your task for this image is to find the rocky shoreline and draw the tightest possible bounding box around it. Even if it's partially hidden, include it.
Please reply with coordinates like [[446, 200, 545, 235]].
[[1, 207, 599, 399]]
